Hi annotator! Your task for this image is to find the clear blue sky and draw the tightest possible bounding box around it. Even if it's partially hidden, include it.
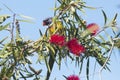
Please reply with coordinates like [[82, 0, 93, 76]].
[[0, 0, 120, 80]]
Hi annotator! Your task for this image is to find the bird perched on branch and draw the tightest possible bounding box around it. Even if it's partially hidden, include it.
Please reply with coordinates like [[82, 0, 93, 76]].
[[43, 17, 64, 35]]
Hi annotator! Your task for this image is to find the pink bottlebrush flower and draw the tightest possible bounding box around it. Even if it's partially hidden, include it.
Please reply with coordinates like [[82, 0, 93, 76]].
[[67, 75, 80, 80], [86, 23, 99, 36], [66, 38, 85, 56], [49, 34, 65, 46]]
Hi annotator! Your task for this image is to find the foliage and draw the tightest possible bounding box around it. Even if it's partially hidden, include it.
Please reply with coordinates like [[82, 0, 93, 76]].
[[0, 0, 119, 80]]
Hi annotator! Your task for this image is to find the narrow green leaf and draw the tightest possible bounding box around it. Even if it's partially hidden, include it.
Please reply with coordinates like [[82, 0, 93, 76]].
[[98, 35, 106, 42], [74, 12, 86, 29], [18, 14, 35, 20], [0, 23, 10, 31], [13, 74, 17, 80], [84, 6, 97, 10], [81, 29, 91, 38], [58, 51, 62, 70], [44, 57, 50, 73], [29, 66, 36, 74], [112, 13, 118, 22], [54, 0, 57, 16], [114, 38, 120, 48], [0, 59, 7, 66], [25, 73, 34, 78], [102, 10, 107, 25], [111, 27, 117, 35], [0, 37, 8, 44], [0, 44, 12, 58], [0, 66, 7, 76], [79, 59, 83, 74], [63, 75, 67, 79], [36, 69, 42, 75], [7, 65, 14, 77], [86, 58, 89, 80], [46, 44, 55, 55], [19, 71, 26, 79], [37, 54, 44, 63], [39, 29, 43, 36], [0, 15, 10, 24], [115, 32, 120, 38], [17, 19, 34, 24]]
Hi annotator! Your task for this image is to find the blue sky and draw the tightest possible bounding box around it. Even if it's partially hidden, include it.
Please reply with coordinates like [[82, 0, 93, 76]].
[[0, 0, 120, 80]]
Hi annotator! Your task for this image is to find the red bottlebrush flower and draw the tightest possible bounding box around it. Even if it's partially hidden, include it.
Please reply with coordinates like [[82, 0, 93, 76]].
[[66, 38, 85, 56], [49, 34, 65, 46], [86, 23, 99, 36], [67, 75, 80, 80]]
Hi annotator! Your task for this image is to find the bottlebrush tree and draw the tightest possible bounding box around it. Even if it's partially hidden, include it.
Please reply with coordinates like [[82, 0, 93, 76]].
[[0, 0, 119, 80]]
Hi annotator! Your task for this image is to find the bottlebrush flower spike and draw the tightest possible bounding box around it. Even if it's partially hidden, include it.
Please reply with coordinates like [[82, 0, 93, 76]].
[[66, 38, 85, 56], [49, 34, 65, 46], [67, 75, 80, 80], [86, 23, 99, 36]]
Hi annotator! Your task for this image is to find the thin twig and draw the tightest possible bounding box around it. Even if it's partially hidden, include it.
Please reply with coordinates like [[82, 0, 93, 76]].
[[10, 14, 16, 43], [98, 39, 114, 80], [100, 42, 114, 72]]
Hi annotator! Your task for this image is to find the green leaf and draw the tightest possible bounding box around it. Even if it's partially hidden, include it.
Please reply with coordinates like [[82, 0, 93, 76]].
[[20, 70, 34, 78], [44, 57, 50, 73], [18, 14, 35, 20], [0, 37, 8, 44], [35, 69, 42, 75], [102, 10, 107, 25], [98, 35, 106, 42], [114, 38, 120, 48], [37, 54, 45, 63], [25, 73, 34, 78], [46, 44, 55, 55], [29, 66, 36, 74], [0, 44, 12, 58], [39, 29, 43, 36], [79, 58, 84, 74], [112, 13, 118, 22], [0, 23, 10, 31], [7, 65, 14, 78], [0, 66, 7, 77], [84, 6, 97, 10], [63, 75, 67, 79], [81, 29, 91, 38], [57, 48, 62, 70], [17, 19, 34, 24], [74, 12, 86, 29], [86, 58, 89, 80], [0, 59, 7, 66], [19, 71, 26, 79], [0, 51, 12, 59], [0, 15, 10, 24]]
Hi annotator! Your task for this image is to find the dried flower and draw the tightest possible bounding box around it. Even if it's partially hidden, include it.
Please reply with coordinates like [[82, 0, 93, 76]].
[[49, 34, 65, 46], [67, 75, 80, 80], [87, 23, 99, 36], [66, 38, 85, 56]]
